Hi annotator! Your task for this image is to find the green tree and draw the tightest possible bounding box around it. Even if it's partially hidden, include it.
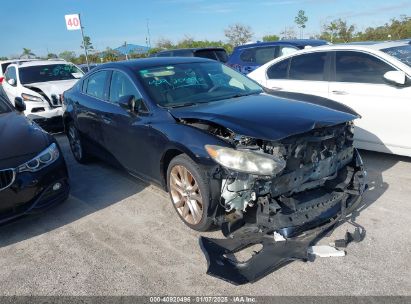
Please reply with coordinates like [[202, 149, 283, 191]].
[[81, 36, 94, 53], [320, 19, 355, 42], [224, 23, 253, 46], [102, 48, 120, 62], [294, 10, 308, 39], [262, 34, 280, 42], [47, 53, 58, 59], [0, 56, 8, 60], [20, 48, 36, 59], [280, 27, 297, 39], [156, 38, 174, 49], [58, 51, 76, 62]]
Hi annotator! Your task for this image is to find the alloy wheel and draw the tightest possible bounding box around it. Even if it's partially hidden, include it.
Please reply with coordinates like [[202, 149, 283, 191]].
[[68, 125, 83, 160], [169, 165, 204, 225]]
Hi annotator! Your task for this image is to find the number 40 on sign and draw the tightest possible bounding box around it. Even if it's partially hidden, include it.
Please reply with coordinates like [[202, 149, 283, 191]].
[[65, 14, 81, 31]]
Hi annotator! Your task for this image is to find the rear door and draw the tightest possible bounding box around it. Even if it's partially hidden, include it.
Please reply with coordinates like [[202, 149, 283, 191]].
[[77, 70, 111, 148], [265, 51, 330, 98], [328, 50, 411, 155]]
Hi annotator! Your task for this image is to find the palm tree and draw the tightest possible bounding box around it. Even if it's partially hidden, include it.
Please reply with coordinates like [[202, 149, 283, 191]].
[[20, 48, 36, 59]]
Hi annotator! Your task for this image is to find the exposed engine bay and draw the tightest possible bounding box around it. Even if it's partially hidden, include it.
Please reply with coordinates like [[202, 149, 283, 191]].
[[183, 119, 367, 284]]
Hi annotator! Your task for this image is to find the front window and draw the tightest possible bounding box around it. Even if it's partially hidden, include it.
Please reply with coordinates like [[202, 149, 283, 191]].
[[335, 51, 393, 84], [137, 62, 263, 107], [381, 45, 411, 68], [19, 64, 84, 84]]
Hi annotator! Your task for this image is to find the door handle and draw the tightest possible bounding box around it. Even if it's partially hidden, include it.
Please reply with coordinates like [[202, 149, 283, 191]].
[[331, 90, 348, 95], [270, 87, 283, 91]]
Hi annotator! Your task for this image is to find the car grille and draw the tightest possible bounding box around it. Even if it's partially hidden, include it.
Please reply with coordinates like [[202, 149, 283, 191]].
[[50, 94, 62, 107], [0, 169, 15, 191]]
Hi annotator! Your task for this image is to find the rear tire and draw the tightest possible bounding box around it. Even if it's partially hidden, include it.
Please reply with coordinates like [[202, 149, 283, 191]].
[[167, 154, 214, 231], [67, 123, 90, 164]]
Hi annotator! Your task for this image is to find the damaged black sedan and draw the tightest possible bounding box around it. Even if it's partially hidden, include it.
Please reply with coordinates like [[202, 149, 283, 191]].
[[63, 57, 366, 284]]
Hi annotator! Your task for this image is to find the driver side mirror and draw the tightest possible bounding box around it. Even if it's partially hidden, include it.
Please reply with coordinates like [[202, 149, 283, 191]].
[[383, 71, 406, 86], [14, 97, 26, 112], [118, 95, 143, 113], [7, 78, 16, 86]]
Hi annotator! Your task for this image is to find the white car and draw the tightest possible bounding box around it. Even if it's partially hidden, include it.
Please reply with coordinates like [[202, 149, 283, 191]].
[[2, 60, 84, 131], [248, 41, 411, 157], [0, 59, 39, 84]]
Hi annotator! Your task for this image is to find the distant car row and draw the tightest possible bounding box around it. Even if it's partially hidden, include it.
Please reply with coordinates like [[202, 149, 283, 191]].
[[151, 39, 329, 74]]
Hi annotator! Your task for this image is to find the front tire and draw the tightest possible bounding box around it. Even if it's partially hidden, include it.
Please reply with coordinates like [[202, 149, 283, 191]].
[[167, 154, 214, 231], [67, 123, 90, 164]]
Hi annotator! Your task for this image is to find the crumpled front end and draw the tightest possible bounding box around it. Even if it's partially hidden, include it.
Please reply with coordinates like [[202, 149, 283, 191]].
[[200, 122, 367, 284]]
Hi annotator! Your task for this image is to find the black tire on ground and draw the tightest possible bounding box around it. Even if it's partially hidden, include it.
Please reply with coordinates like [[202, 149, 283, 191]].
[[67, 122, 90, 164], [167, 154, 215, 231]]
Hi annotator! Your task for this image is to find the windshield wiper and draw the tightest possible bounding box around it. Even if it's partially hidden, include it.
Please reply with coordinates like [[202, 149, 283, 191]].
[[168, 102, 197, 108]]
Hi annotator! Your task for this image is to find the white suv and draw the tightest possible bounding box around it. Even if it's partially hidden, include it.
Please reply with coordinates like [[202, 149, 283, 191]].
[[2, 60, 84, 131]]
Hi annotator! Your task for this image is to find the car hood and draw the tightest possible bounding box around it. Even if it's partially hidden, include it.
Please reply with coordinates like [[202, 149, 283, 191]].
[[24, 79, 78, 99], [0, 112, 49, 169], [169, 93, 358, 141]]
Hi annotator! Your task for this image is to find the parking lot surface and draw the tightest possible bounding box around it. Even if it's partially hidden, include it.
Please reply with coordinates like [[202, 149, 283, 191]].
[[0, 134, 410, 296]]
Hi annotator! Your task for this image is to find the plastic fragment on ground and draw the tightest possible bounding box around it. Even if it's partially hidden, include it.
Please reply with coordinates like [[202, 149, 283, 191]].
[[308, 245, 346, 257]]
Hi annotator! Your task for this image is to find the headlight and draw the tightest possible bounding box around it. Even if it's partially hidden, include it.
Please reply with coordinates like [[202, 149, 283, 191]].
[[18, 143, 60, 173], [205, 145, 286, 176], [22, 93, 43, 102]]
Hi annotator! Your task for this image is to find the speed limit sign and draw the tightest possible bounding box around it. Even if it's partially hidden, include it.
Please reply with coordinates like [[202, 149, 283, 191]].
[[65, 14, 81, 30]]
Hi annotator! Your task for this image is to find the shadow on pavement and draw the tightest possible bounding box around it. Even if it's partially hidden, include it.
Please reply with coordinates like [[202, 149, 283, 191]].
[[0, 135, 149, 247]]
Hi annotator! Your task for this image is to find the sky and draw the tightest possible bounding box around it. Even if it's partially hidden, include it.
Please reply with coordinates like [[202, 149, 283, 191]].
[[1, 0, 410, 57]]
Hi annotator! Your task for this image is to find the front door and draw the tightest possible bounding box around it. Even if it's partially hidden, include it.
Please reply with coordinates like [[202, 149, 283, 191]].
[[328, 50, 411, 155], [2, 66, 18, 104]]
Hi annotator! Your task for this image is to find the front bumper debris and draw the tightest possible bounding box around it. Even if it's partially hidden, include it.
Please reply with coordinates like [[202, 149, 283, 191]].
[[200, 149, 367, 285]]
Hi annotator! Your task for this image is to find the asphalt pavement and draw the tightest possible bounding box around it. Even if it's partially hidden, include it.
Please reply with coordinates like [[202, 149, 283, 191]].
[[0, 134, 410, 296]]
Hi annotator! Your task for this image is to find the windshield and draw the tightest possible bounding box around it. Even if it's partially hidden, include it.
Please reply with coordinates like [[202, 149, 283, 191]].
[[19, 64, 84, 84], [381, 45, 411, 67], [137, 61, 263, 107]]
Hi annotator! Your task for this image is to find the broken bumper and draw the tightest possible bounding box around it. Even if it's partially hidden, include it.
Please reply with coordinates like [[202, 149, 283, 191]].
[[201, 149, 367, 285]]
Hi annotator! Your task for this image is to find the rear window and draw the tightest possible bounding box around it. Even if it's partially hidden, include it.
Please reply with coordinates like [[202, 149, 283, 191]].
[[173, 50, 194, 57], [194, 50, 228, 63], [289, 52, 327, 81], [85, 70, 109, 100], [19, 64, 84, 84], [240, 47, 278, 65], [267, 59, 290, 79]]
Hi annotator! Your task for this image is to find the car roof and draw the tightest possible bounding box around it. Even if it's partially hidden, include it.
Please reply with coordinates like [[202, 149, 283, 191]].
[[0, 59, 40, 65], [234, 39, 328, 50], [96, 57, 214, 70], [17, 60, 70, 68], [335, 40, 411, 50], [293, 40, 411, 53], [156, 47, 226, 54]]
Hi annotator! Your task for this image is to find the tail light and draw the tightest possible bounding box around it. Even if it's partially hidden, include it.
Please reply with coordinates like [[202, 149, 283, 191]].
[[0, 77, 4, 84]]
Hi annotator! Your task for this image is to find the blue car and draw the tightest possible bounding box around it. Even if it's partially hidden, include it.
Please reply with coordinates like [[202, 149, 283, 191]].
[[227, 39, 329, 74]]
